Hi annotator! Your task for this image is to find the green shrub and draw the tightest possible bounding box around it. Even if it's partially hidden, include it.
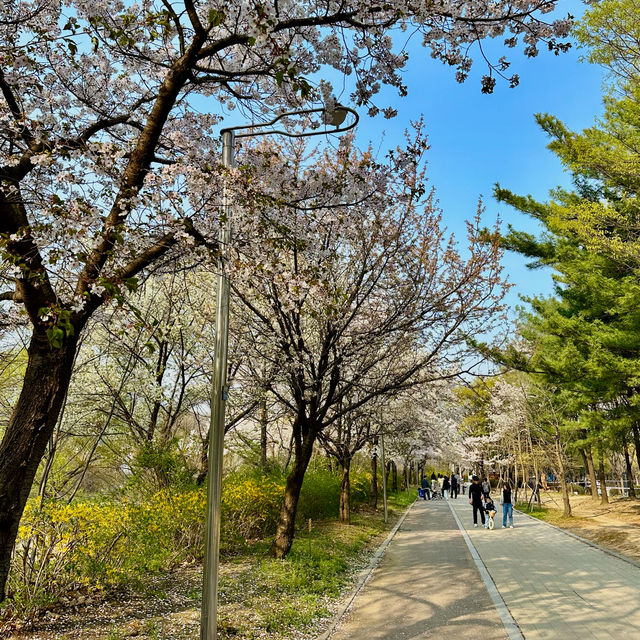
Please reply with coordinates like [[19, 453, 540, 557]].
[[129, 439, 198, 492]]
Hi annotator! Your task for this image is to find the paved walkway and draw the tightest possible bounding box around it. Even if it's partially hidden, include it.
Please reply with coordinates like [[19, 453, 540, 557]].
[[329, 499, 507, 639], [450, 497, 640, 639], [327, 496, 640, 639]]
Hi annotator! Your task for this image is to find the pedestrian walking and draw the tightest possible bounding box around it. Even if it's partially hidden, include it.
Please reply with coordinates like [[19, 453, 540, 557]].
[[468, 476, 485, 527], [450, 473, 458, 499], [442, 474, 450, 500], [431, 471, 437, 482], [481, 477, 491, 499], [500, 482, 514, 528], [420, 475, 431, 500]]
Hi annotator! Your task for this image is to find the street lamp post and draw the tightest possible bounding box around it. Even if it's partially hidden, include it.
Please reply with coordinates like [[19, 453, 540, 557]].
[[201, 105, 359, 640]]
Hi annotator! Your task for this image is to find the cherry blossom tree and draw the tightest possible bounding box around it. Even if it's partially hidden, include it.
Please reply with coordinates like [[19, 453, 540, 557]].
[[231, 129, 508, 556], [0, 0, 574, 598]]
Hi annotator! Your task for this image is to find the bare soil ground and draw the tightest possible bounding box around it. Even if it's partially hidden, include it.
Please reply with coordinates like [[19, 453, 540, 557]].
[[530, 491, 640, 563]]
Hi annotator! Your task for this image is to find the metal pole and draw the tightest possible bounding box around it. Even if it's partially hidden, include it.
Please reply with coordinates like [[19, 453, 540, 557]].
[[201, 130, 235, 640], [380, 431, 388, 524]]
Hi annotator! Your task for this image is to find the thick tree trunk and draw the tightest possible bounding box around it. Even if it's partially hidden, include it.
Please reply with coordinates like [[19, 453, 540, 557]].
[[583, 447, 599, 500], [369, 438, 378, 508], [339, 457, 351, 524], [0, 330, 78, 601], [598, 457, 609, 504], [391, 460, 398, 492], [623, 439, 636, 498], [270, 428, 316, 559]]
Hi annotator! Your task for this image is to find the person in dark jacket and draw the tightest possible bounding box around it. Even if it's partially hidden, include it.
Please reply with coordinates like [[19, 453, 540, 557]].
[[468, 476, 485, 527], [442, 474, 451, 500], [450, 473, 458, 499], [420, 475, 431, 500]]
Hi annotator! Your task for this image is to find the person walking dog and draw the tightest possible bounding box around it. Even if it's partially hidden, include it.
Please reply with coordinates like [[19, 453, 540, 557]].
[[501, 482, 514, 528], [468, 476, 485, 527]]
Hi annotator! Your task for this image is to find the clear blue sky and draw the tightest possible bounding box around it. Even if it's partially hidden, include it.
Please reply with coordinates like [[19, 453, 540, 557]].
[[211, 2, 605, 318], [340, 5, 605, 317]]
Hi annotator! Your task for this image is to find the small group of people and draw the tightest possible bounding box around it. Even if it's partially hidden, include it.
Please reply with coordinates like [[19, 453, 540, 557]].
[[419, 471, 463, 500], [468, 476, 514, 529]]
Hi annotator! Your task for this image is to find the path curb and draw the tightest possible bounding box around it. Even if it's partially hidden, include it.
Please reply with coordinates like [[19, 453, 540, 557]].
[[515, 507, 640, 570], [447, 500, 524, 640], [315, 500, 416, 640]]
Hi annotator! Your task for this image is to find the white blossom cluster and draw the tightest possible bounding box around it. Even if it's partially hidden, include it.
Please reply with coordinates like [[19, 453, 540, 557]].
[[1, 0, 571, 333]]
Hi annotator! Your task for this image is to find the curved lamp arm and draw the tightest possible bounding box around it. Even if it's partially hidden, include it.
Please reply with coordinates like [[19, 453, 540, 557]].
[[220, 105, 359, 139]]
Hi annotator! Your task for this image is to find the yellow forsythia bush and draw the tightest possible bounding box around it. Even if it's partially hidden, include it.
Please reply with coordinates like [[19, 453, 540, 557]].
[[10, 477, 286, 609], [220, 476, 285, 541], [10, 468, 381, 612], [11, 489, 207, 609], [350, 471, 371, 503]]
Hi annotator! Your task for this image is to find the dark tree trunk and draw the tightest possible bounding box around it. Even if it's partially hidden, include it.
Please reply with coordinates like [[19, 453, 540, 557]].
[[260, 396, 268, 470], [385, 461, 391, 493], [583, 447, 599, 501], [391, 460, 398, 492], [623, 439, 636, 498], [598, 457, 609, 504], [339, 457, 351, 524], [270, 424, 316, 559], [369, 437, 378, 508], [0, 329, 78, 601]]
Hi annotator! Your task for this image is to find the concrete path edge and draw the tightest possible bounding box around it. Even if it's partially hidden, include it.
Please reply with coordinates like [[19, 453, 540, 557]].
[[315, 500, 417, 640], [447, 500, 524, 640], [514, 507, 640, 570]]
